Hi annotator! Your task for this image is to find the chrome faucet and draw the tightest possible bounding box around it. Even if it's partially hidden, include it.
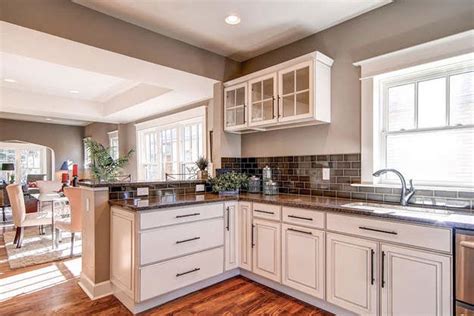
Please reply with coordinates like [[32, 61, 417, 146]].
[[373, 169, 415, 206]]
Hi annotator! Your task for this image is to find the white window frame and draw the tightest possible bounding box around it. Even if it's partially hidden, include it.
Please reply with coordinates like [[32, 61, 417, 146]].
[[0, 142, 48, 184], [355, 30, 474, 189], [136, 106, 207, 181], [83, 137, 92, 169], [108, 130, 119, 160], [377, 63, 473, 187]]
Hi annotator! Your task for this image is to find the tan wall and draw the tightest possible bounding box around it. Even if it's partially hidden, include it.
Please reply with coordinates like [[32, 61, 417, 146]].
[[0, 0, 240, 81], [84, 122, 118, 147], [237, 0, 474, 157], [0, 118, 84, 169]]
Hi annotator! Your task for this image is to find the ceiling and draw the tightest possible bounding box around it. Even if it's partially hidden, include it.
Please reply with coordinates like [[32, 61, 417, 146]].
[[0, 22, 217, 126], [74, 0, 392, 61]]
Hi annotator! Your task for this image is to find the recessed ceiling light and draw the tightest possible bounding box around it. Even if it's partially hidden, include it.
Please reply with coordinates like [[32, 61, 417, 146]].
[[45, 118, 53, 121], [69, 90, 79, 94], [225, 15, 241, 25], [4, 78, 16, 83]]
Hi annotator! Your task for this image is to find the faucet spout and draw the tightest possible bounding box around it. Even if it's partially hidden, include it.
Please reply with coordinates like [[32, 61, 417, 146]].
[[372, 169, 415, 206]]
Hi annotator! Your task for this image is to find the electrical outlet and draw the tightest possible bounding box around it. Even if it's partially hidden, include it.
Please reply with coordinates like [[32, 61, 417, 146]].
[[322, 168, 330, 180], [137, 187, 149, 196], [195, 184, 205, 192]]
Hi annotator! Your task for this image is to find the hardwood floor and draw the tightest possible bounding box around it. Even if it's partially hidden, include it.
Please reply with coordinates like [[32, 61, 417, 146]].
[[0, 208, 332, 315]]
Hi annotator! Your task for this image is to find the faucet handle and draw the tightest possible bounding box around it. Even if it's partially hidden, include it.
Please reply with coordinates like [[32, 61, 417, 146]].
[[408, 179, 414, 192]]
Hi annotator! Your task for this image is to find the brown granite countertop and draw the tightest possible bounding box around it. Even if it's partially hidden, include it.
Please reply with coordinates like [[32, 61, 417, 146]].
[[109, 193, 474, 230], [79, 179, 205, 188]]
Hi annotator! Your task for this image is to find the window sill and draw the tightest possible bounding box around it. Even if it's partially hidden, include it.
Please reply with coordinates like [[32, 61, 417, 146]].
[[352, 182, 474, 193]]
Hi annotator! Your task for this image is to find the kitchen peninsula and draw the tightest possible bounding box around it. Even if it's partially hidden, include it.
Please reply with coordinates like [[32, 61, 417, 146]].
[[79, 180, 474, 315]]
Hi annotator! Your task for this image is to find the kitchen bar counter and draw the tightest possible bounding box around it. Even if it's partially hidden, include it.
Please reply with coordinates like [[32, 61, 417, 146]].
[[109, 193, 474, 230]]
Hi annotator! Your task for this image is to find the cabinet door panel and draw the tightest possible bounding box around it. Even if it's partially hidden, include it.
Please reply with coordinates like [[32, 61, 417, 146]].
[[296, 66, 310, 91], [282, 224, 325, 299], [224, 83, 247, 130], [238, 202, 252, 271], [327, 233, 378, 316], [252, 219, 281, 282], [224, 202, 238, 270], [249, 74, 277, 126], [282, 95, 295, 117], [296, 91, 310, 115], [226, 90, 235, 108], [282, 71, 295, 94], [381, 244, 452, 316]]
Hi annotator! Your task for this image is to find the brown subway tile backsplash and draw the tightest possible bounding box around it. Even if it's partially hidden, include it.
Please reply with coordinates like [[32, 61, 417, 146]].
[[222, 154, 473, 211]]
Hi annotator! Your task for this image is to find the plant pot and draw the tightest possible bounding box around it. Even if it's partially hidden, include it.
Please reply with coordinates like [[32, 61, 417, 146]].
[[197, 170, 208, 180]]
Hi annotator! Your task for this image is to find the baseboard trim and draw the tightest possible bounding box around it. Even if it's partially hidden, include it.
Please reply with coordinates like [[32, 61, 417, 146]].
[[240, 270, 356, 316], [114, 269, 240, 314], [78, 273, 113, 300]]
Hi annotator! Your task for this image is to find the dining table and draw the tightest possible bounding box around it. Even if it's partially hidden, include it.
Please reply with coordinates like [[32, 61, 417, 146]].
[[31, 193, 69, 248]]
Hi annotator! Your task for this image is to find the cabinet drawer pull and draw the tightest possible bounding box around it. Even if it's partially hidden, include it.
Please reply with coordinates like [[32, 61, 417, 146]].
[[359, 226, 397, 235], [288, 228, 312, 235], [460, 241, 474, 249], [176, 237, 200, 244], [251, 224, 255, 248], [288, 214, 313, 221], [370, 249, 375, 285], [176, 213, 200, 218], [254, 209, 274, 215], [176, 267, 200, 277], [226, 207, 230, 231], [381, 251, 386, 288]]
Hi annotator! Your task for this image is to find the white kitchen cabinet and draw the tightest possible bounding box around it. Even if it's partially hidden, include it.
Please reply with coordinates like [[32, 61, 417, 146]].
[[224, 202, 239, 271], [248, 73, 278, 127], [238, 202, 253, 271], [252, 218, 281, 283], [381, 244, 452, 316], [224, 83, 247, 131], [282, 224, 325, 299], [326, 232, 378, 316], [223, 51, 333, 133]]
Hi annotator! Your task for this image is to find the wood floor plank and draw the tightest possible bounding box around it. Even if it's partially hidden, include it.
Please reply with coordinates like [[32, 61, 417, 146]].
[[0, 209, 333, 315]]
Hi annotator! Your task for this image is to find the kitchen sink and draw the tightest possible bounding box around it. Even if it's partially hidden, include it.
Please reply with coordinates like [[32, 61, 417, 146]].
[[342, 202, 453, 220]]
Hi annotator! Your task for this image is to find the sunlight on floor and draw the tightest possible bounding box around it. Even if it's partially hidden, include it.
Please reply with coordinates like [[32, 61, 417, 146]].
[[0, 265, 66, 301], [63, 257, 81, 277]]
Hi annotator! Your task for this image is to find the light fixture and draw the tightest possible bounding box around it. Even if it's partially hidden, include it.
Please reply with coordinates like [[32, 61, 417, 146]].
[[45, 118, 53, 121], [69, 90, 79, 94], [4, 78, 16, 83], [225, 15, 241, 25]]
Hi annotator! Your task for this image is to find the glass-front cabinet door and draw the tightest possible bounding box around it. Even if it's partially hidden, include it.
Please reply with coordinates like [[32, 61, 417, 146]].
[[278, 60, 313, 122], [224, 83, 247, 131], [248, 73, 278, 127]]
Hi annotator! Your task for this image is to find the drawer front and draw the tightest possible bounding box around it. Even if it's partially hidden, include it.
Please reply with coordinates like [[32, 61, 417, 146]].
[[252, 203, 281, 221], [140, 218, 224, 265], [327, 213, 452, 253], [282, 207, 325, 229], [140, 203, 224, 230], [139, 247, 224, 301]]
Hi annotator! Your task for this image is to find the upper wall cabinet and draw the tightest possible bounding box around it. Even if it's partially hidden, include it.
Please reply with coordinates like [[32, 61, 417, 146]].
[[224, 82, 247, 131], [224, 51, 333, 133]]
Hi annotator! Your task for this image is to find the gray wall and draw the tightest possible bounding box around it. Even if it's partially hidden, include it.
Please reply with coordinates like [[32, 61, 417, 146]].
[[84, 122, 118, 147], [0, 118, 84, 170], [237, 0, 474, 157]]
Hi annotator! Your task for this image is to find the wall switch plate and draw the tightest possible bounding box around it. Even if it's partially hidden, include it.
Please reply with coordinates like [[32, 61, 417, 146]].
[[195, 184, 205, 192], [322, 168, 330, 180], [137, 187, 149, 196]]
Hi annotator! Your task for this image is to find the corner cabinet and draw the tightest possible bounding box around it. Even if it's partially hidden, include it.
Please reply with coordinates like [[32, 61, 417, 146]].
[[224, 51, 333, 133], [224, 83, 247, 131]]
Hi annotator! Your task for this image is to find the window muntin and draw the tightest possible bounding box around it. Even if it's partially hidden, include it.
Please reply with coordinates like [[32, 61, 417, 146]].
[[380, 67, 474, 187], [137, 118, 204, 181], [109, 132, 119, 160]]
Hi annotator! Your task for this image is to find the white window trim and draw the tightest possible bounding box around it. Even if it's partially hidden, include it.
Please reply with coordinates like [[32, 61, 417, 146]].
[[108, 130, 119, 159], [0, 142, 49, 183], [83, 137, 91, 169], [355, 30, 474, 189], [135, 106, 207, 181]]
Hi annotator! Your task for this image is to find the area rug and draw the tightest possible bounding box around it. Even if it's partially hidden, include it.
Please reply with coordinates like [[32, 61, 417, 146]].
[[3, 228, 82, 269]]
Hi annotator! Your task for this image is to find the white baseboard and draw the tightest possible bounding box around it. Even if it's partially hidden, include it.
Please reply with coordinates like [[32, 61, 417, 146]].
[[78, 272, 113, 300], [114, 269, 240, 314], [240, 270, 356, 316]]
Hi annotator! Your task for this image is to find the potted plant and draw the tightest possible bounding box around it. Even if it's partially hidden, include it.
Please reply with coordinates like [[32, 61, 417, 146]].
[[209, 172, 248, 195], [84, 138, 134, 183], [195, 156, 209, 180]]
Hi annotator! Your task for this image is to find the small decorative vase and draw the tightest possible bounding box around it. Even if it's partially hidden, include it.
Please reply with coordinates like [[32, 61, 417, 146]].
[[197, 170, 208, 180]]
